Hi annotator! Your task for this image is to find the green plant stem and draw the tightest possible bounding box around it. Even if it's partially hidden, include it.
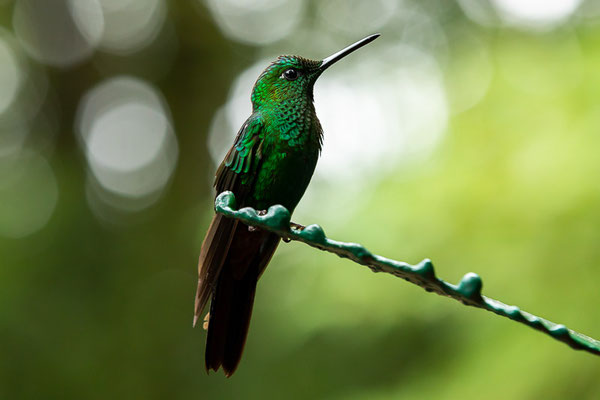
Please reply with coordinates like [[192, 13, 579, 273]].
[[214, 191, 600, 357]]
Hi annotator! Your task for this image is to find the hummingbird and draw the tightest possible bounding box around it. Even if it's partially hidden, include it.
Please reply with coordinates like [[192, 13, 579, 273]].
[[194, 34, 380, 377]]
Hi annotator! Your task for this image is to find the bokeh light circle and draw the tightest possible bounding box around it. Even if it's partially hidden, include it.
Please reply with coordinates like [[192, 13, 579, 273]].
[[76, 76, 178, 209], [0, 35, 22, 115], [316, 0, 398, 35], [0, 28, 50, 162], [444, 30, 493, 114], [96, 0, 168, 54], [0, 151, 58, 238], [459, 0, 583, 29], [0, 124, 29, 159], [456, 0, 501, 27], [13, 0, 104, 67], [204, 0, 305, 45], [491, 0, 583, 28]]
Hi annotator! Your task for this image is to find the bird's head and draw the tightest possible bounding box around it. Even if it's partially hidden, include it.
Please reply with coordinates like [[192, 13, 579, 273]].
[[251, 34, 379, 110]]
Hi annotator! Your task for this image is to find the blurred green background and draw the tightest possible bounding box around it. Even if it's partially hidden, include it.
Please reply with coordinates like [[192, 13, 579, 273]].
[[1, 0, 600, 398]]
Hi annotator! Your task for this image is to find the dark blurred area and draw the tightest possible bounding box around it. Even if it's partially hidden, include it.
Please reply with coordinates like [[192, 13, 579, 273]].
[[1, 0, 600, 398]]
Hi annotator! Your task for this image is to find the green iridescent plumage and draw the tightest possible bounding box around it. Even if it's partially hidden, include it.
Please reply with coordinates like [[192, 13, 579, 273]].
[[194, 34, 379, 377], [218, 56, 324, 211]]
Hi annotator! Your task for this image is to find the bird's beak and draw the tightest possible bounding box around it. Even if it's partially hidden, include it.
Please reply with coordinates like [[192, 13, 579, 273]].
[[319, 33, 380, 72]]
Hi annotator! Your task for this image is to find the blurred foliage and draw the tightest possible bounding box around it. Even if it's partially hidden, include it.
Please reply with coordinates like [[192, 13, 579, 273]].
[[1, 0, 600, 399]]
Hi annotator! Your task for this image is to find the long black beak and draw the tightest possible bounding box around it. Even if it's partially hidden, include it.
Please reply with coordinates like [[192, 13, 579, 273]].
[[319, 34, 380, 71]]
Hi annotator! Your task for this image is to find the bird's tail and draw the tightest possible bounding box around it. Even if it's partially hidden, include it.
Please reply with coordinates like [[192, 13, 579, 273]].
[[195, 215, 280, 376], [204, 261, 259, 376]]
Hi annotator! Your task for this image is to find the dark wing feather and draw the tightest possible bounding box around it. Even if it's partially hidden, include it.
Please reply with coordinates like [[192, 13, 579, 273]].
[[214, 117, 263, 204], [194, 115, 264, 324]]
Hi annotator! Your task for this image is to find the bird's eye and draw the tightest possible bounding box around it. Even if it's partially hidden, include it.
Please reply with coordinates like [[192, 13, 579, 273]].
[[281, 68, 299, 81]]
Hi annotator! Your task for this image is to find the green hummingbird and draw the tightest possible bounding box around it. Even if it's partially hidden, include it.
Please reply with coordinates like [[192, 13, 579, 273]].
[[194, 34, 380, 376]]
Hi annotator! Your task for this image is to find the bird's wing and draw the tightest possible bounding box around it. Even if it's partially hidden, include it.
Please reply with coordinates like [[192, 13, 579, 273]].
[[194, 115, 264, 323], [214, 115, 265, 204]]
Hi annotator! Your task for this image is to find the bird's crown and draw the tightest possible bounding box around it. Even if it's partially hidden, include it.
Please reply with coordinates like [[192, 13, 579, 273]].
[[251, 55, 322, 109]]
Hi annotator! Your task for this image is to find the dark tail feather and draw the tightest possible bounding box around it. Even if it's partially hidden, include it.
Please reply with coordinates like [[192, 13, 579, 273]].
[[204, 232, 280, 376], [205, 264, 258, 376]]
